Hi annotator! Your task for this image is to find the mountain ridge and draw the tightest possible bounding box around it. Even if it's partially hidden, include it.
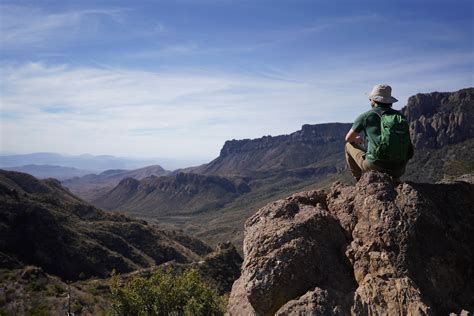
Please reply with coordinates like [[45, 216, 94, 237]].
[[62, 164, 170, 201], [93, 172, 251, 217], [0, 169, 213, 281], [4, 164, 92, 180], [183, 122, 350, 177]]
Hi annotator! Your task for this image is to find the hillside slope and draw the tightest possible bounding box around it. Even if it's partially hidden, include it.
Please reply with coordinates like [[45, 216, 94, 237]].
[[0, 170, 212, 281], [62, 164, 170, 201], [93, 172, 250, 217]]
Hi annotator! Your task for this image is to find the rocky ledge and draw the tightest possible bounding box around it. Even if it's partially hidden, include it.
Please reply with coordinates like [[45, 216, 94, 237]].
[[227, 171, 474, 315]]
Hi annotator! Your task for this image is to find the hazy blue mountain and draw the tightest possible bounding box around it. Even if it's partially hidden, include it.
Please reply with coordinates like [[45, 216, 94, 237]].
[[3, 164, 92, 180], [62, 165, 171, 201], [0, 153, 160, 172]]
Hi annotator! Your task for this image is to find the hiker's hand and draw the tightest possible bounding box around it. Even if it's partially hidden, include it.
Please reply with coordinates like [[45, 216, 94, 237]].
[[354, 136, 364, 145]]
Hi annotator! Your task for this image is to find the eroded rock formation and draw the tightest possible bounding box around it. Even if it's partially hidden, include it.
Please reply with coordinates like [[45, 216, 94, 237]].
[[401, 88, 474, 149], [227, 171, 474, 315]]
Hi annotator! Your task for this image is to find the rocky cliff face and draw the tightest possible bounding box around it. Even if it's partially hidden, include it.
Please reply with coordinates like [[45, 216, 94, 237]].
[[193, 123, 351, 176], [227, 171, 474, 315], [401, 88, 474, 149], [219, 123, 350, 157]]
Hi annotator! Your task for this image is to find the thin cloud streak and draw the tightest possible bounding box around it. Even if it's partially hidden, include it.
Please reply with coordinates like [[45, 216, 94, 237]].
[[0, 5, 127, 47]]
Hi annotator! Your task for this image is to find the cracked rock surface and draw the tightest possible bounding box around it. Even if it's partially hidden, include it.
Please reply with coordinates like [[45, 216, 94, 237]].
[[227, 171, 474, 315]]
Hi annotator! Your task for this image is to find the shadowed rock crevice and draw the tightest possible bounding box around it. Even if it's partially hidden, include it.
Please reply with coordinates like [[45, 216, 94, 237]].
[[227, 171, 474, 315]]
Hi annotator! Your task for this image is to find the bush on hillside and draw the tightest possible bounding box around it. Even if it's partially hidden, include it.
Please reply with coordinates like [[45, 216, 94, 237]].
[[109, 267, 227, 315]]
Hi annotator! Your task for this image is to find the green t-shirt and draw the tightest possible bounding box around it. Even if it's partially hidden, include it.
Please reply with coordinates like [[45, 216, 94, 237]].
[[351, 105, 404, 169]]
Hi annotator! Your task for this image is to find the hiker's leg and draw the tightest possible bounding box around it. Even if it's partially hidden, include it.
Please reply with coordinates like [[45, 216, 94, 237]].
[[362, 163, 406, 183], [345, 142, 366, 180]]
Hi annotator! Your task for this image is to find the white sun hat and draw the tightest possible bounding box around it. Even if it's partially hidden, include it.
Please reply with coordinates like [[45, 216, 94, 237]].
[[367, 84, 398, 103]]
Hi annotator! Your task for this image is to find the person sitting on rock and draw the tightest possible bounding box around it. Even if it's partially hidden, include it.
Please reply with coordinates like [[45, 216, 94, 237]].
[[345, 84, 414, 182]]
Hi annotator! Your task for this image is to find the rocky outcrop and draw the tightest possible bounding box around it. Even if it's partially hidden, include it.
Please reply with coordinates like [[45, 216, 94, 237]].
[[227, 171, 474, 315], [401, 88, 474, 149]]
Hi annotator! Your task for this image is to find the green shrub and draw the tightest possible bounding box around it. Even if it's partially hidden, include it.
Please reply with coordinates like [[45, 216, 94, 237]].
[[110, 267, 226, 316], [72, 302, 83, 314], [29, 302, 50, 316], [27, 280, 46, 292], [46, 283, 66, 296]]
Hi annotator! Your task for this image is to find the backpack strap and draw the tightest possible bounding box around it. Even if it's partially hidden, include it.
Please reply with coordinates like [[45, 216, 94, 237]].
[[372, 106, 384, 118]]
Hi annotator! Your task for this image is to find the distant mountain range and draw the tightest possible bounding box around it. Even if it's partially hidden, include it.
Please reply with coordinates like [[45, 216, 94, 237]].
[[85, 123, 348, 253], [3, 164, 92, 180], [84, 87, 473, 252], [62, 165, 171, 201], [0, 153, 158, 172], [0, 152, 206, 172]]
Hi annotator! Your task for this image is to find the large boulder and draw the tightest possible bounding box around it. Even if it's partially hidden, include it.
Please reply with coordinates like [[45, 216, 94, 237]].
[[228, 171, 474, 315]]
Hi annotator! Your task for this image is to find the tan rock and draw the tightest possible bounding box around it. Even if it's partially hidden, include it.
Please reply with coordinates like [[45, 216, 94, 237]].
[[228, 171, 474, 315]]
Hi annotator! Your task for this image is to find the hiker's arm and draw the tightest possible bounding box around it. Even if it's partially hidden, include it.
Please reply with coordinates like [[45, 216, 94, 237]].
[[345, 129, 364, 144], [348, 113, 365, 145]]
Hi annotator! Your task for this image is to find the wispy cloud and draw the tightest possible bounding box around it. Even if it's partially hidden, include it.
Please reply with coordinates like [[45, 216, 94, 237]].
[[0, 62, 319, 158], [0, 5, 126, 48], [1, 55, 471, 159]]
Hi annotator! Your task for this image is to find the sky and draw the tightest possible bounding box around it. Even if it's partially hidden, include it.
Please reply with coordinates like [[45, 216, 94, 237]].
[[1, 0, 473, 163]]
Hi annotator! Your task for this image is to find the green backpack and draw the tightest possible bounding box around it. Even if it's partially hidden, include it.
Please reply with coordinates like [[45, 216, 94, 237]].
[[370, 107, 411, 163]]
